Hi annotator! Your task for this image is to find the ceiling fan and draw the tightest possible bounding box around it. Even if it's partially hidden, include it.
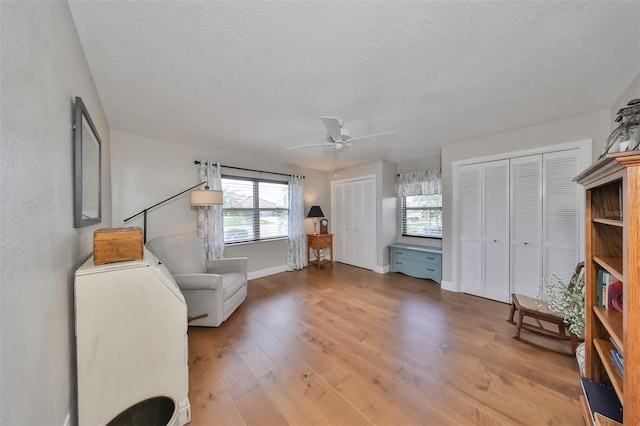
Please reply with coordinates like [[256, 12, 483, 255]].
[[286, 116, 396, 151]]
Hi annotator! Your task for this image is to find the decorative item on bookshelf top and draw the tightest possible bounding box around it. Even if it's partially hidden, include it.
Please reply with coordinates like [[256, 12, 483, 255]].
[[600, 98, 640, 158], [539, 270, 585, 336]]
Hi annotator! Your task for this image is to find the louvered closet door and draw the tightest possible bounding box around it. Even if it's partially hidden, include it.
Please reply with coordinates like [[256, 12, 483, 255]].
[[510, 155, 543, 297], [458, 164, 482, 296], [543, 150, 581, 284], [353, 179, 375, 270], [332, 179, 376, 269], [482, 160, 510, 302], [333, 184, 345, 261], [343, 183, 355, 264]]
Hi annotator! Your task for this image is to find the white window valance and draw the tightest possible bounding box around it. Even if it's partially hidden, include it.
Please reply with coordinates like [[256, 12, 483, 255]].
[[396, 169, 442, 197]]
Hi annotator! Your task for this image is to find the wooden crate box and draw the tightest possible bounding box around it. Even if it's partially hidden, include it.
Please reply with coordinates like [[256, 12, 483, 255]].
[[93, 227, 143, 265]]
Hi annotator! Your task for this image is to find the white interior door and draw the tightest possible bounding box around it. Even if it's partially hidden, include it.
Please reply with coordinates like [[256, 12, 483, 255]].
[[332, 184, 344, 261], [482, 160, 510, 302], [353, 179, 375, 270], [458, 164, 482, 297], [331, 178, 375, 270], [510, 155, 543, 298], [343, 182, 355, 264], [543, 149, 581, 284]]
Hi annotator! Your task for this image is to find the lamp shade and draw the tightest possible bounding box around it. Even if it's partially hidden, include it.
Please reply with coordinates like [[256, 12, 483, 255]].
[[307, 205, 324, 218], [190, 189, 223, 206]]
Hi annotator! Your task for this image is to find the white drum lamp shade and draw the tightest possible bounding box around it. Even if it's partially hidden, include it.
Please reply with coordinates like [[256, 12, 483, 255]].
[[190, 189, 223, 206]]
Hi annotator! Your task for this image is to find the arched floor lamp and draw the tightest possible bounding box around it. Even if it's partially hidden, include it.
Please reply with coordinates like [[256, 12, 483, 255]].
[[124, 182, 223, 243]]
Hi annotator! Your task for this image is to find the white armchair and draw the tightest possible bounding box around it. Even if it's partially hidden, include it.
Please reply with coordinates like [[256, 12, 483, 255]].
[[146, 234, 247, 327]]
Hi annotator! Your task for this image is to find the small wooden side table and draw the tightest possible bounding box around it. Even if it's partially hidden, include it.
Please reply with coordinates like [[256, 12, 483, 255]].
[[307, 234, 334, 269]]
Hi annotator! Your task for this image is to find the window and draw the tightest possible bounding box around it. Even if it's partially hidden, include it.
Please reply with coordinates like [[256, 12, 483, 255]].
[[402, 194, 442, 238], [221, 176, 288, 243]]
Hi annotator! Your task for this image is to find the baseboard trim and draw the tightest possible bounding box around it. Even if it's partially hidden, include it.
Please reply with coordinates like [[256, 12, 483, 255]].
[[374, 265, 390, 274], [178, 398, 191, 425], [248, 264, 288, 280], [440, 280, 456, 292]]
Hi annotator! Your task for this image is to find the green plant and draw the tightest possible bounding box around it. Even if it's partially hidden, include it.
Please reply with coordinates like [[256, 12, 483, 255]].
[[540, 272, 585, 336]]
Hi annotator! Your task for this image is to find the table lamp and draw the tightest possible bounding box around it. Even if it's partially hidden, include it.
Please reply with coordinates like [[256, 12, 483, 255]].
[[307, 205, 324, 235]]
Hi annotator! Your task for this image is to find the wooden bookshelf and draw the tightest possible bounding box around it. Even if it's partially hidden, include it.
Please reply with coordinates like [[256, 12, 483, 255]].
[[593, 256, 624, 281], [574, 150, 640, 424], [593, 308, 624, 351], [593, 218, 624, 227], [593, 338, 623, 402]]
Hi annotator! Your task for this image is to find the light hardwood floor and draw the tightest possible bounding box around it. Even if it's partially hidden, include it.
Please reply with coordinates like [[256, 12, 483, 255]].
[[187, 263, 583, 425]]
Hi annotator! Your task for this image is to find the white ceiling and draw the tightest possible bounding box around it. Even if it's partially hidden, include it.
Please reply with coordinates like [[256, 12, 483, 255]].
[[69, 1, 640, 171]]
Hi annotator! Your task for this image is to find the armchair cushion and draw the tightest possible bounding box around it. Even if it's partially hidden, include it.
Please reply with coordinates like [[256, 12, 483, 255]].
[[221, 272, 245, 299], [145, 233, 248, 327], [206, 257, 248, 275], [173, 273, 222, 291], [146, 234, 206, 274]]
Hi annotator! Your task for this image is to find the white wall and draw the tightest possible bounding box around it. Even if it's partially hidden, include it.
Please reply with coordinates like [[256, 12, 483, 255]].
[[110, 130, 329, 276], [329, 159, 397, 270], [440, 108, 611, 288], [380, 160, 398, 268], [0, 1, 111, 424]]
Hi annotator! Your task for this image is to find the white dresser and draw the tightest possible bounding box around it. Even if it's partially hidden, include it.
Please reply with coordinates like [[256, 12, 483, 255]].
[[74, 249, 190, 425]]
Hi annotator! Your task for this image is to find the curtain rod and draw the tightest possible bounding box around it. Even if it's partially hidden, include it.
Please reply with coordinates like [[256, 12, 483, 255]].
[[194, 161, 304, 178]]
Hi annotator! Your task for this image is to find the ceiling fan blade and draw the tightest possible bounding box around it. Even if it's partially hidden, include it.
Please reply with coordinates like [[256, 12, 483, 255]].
[[286, 142, 332, 150], [321, 116, 343, 141], [348, 131, 396, 143]]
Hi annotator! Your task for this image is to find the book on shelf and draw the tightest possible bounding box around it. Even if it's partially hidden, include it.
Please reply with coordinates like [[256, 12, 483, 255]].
[[610, 349, 624, 374], [597, 271, 623, 312], [597, 270, 604, 307], [609, 336, 622, 354], [598, 270, 611, 309], [580, 377, 623, 423]]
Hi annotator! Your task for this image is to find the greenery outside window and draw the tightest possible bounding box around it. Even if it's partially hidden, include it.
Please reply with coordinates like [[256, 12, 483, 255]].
[[221, 176, 288, 243], [402, 194, 442, 238]]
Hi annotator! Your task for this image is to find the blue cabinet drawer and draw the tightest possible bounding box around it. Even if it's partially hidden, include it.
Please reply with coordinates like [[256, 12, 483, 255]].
[[392, 259, 441, 282], [392, 249, 440, 266], [389, 244, 442, 283]]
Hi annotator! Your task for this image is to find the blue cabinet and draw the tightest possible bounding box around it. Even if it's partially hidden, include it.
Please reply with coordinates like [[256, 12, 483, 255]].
[[389, 243, 442, 283]]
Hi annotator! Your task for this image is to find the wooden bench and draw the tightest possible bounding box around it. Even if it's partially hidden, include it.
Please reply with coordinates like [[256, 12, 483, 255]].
[[507, 262, 584, 355]]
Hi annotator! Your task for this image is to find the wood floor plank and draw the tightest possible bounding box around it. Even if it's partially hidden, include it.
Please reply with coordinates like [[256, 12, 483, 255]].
[[335, 372, 455, 425], [187, 263, 583, 425], [241, 314, 369, 425], [234, 384, 289, 426], [207, 340, 260, 400], [244, 304, 352, 387], [187, 330, 247, 426]]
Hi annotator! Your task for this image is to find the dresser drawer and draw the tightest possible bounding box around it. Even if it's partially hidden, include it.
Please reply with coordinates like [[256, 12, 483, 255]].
[[308, 235, 332, 247], [392, 248, 440, 266], [392, 258, 441, 281]]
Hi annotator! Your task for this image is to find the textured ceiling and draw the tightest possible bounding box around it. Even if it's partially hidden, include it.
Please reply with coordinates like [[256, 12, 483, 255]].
[[69, 1, 640, 171]]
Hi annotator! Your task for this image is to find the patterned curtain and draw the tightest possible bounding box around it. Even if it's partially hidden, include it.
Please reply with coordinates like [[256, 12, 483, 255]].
[[196, 161, 224, 260], [396, 169, 442, 197], [287, 174, 306, 270]]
